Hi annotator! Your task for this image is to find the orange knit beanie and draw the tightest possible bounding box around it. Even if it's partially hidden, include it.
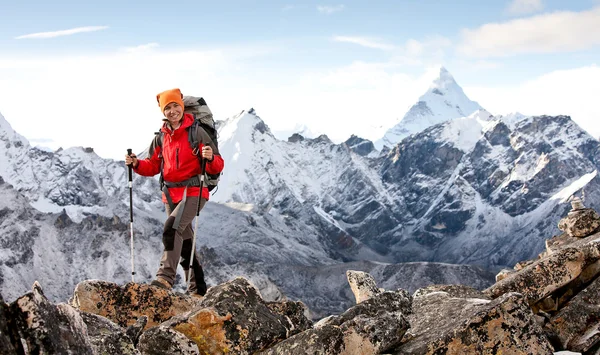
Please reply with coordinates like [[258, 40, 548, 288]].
[[156, 88, 184, 113]]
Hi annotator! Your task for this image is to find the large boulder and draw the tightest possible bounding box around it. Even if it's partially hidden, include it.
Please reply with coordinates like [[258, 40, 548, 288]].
[[260, 291, 411, 355], [10, 281, 94, 354], [160, 277, 311, 354], [395, 287, 554, 354], [484, 236, 600, 304], [70, 280, 201, 329]]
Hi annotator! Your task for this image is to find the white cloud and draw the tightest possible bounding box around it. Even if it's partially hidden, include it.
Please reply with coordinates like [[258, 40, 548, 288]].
[[463, 64, 600, 139], [506, 0, 544, 16], [0, 47, 438, 160], [458, 6, 600, 57], [124, 43, 160, 53], [317, 5, 345, 14], [332, 36, 395, 50], [15, 26, 109, 39]]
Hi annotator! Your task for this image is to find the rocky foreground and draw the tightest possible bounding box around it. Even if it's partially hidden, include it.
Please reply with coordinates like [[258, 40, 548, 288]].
[[2, 197, 600, 354]]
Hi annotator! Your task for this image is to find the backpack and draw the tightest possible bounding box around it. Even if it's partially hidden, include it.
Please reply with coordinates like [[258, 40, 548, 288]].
[[156, 96, 221, 193]]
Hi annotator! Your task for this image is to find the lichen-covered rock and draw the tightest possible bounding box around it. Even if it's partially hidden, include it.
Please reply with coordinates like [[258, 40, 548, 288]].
[[11, 281, 94, 354], [552, 259, 600, 310], [395, 292, 554, 354], [160, 277, 295, 354], [484, 242, 600, 304], [547, 275, 600, 352], [346, 270, 381, 303], [137, 326, 200, 355], [70, 280, 201, 329], [545, 232, 579, 255], [412, 284, 488, 300], [80, 311, 139, 355], [266, 299, 312, 337], [558, 208, 600, 238], [259, 291, 411, 355]]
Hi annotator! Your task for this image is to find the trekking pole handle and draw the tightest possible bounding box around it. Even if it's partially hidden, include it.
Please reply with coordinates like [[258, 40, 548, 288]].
[[196, 158, 207, 216], [127, 149, 134, 221]]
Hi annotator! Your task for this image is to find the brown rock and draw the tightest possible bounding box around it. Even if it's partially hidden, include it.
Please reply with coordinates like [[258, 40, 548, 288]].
[[545, 232, 579, 255], [495, 269, 515, 282], [553, 259, 600, 309], [161, 277, 296, 355], [515, 259, 536, 271], [346, 270, 382, 303], [484, 243, 600, 304], [547, 275, 600, 352], [137, 326, 200, 355], [395, 292, 554, 355], [260, 291, 411, 355], [70, 280, 201, 329], [559, 208, 600, 238], [11, 281, 94, 354]]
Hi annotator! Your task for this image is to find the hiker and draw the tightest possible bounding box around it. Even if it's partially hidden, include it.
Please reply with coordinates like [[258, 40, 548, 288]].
[[125, 88, 224, 297]]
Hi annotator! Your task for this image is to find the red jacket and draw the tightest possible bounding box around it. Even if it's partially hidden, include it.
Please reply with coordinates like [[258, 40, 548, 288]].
[[134, 113, 224, 203]]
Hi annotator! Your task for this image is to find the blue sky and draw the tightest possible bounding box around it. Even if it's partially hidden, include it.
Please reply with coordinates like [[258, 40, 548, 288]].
[[0, 0, 599, 159]]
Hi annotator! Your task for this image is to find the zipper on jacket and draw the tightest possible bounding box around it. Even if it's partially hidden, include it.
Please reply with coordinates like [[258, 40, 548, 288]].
[[176, 148, 179, 169]]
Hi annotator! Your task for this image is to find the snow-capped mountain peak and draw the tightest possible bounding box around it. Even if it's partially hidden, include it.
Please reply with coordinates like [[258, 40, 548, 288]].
[[375, 67, 484, 150]]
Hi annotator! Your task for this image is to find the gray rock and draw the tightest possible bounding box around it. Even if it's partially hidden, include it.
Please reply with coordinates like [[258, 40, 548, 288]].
[[412, 284, 490, 300], [260, 291, 411, 354], [137, 326, 199, 355], [346, 270, 382, 303], [10, 281, 94, 354], [126, 315, 148, 346], [395, 292, 554, 354], [265, 300, 312, 337], [80, 311, 139, 355]]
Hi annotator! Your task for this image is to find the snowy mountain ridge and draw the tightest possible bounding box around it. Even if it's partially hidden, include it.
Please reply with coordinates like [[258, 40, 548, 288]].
[[2, 68, 599, 318]]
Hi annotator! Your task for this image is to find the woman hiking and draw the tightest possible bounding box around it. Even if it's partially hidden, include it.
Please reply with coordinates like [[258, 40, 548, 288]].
[[125, 88, 224, 297]]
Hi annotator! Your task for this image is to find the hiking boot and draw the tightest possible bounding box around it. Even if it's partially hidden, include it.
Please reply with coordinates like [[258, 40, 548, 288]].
[[150, 277, 172, 290]]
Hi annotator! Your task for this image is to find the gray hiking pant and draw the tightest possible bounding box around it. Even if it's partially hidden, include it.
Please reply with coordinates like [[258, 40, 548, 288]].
[[156, 195, 207, 293]]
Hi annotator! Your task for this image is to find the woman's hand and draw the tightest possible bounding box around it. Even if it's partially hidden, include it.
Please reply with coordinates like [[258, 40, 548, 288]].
[[202, 146, 213, 161], [125, 153, 138, 168]]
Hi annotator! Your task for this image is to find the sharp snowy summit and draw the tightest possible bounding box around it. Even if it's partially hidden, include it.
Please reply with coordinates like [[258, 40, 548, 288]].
[[375, 66, 484, 150]]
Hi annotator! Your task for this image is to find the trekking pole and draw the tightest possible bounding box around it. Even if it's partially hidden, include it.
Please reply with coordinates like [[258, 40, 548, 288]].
[[187, 157, 207, 291], [127, 149, 136, 283]]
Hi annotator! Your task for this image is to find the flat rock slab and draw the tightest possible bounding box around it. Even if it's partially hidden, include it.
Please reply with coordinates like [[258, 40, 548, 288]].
[[70, 280, 201, 329], [395, 292, 554, 354]]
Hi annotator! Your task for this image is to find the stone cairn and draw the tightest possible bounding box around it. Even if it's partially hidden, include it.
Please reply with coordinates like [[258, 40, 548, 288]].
[[2, 197, 600, 354]]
